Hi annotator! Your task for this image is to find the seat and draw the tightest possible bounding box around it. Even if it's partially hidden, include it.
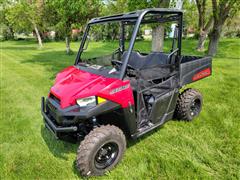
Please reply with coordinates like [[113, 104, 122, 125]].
[[121, 51, 170, 70], [122, 51, 174, 81], [141, 52, 169, 69], [121, 51, 146, 69]]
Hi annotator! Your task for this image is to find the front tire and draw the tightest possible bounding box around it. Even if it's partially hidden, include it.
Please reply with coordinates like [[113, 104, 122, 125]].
[[175, 88, 203, 121], [76, 125, 126, 176]]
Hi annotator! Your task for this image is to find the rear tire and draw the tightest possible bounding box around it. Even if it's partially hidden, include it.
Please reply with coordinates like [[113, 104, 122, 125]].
[[76, 125, 126, 176], [175, 88, 203, 121]]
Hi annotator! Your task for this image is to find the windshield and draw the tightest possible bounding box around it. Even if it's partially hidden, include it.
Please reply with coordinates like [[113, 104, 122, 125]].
[[75, 12, 181, 79], [77, 21, 136, 78]]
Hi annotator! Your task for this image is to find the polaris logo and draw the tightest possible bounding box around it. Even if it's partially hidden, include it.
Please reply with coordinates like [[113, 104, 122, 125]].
[[192, 68, 211, 81], [110, 85, 129, 94]]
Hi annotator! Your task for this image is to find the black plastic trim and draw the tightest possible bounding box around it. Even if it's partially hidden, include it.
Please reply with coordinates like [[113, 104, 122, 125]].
[[131, 111, 174, 139], [41, 97, 121, 135], [45, 97, 120, 119], [41, 97, 78, 136]]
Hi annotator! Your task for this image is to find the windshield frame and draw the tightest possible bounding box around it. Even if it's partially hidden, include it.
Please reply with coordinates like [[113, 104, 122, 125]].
[[75, 9, 183, 80]]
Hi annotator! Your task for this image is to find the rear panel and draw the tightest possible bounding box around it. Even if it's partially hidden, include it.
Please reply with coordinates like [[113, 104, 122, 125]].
[[180, 56, 212, 86]]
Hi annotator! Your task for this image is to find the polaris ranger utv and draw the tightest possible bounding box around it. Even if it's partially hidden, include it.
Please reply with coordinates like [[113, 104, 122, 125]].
[[41, 8, 212, 176]]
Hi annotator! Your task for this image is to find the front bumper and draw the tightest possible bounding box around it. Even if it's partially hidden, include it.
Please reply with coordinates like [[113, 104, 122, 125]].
[[41, 97, 120, 138], [41, 97, 78, 138]]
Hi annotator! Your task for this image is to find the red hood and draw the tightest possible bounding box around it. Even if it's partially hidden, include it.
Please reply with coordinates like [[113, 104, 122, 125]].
[[51, 66, 116, 108], [50, 66, 134, 109]]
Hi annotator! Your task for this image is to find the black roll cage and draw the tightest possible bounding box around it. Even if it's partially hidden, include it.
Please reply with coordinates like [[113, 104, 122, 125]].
[[75, 8, 183, 80]]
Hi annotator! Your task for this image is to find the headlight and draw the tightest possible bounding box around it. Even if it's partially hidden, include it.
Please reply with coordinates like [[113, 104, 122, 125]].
[[76, 96, 107, 107], [76, 96, 96, 107]]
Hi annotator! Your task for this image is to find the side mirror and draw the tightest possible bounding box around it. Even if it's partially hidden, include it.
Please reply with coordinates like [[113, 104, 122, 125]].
[[83, 35, 90, 50]]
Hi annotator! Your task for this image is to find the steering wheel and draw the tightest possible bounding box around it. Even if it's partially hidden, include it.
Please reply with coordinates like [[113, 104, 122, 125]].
[[111, 60, 136, 70]]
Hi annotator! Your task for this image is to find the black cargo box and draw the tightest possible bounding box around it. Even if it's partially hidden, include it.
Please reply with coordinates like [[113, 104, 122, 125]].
[[180, 56, 212, 86]]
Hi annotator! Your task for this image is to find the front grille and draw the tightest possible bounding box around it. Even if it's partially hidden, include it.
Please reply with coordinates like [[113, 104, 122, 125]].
[[49, 93, 60, 104], [47, 102, 57, 120]]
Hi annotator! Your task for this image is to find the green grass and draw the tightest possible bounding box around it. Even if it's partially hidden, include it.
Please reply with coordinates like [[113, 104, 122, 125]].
[[0, 38, 240, 179]]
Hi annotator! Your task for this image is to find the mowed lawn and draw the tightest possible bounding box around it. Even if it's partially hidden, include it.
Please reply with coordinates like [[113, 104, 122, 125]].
[[0, 38, 240, 179]]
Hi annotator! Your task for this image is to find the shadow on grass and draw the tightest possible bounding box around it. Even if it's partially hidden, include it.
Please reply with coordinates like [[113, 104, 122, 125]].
[[19, 42, 115, 80], [41, 126, 84, 178], [125, 118, 185, 149], [41, 126, 84, 176], [40, 121, 169, 178], [127, 126, 164, 149], [1, 39, 38, 45], [41, 126, 78, 158], [1, 46, 41, 51], [21, 50, 76, 80]]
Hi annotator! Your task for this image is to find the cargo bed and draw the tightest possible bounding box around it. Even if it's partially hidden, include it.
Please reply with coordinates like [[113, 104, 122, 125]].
[[180, 55, 212, 86]]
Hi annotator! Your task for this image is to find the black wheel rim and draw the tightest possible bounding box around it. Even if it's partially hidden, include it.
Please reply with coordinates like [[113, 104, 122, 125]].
[[190, 98, 201, 117], [94, 142, 119, 170]]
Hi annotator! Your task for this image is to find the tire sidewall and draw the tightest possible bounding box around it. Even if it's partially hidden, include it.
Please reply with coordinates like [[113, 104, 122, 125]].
[[87, 133, 125, 175]]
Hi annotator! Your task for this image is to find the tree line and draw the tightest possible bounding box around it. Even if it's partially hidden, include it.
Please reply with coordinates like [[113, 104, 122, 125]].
[[1, 0, 239, 56]]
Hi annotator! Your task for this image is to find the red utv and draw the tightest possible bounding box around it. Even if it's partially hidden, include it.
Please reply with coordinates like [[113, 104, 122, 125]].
[[41, 8, 212, 176]]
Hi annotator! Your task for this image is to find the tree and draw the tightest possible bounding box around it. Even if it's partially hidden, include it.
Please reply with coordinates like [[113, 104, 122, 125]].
[[182, 0, 198, 37], [102, 0, 128, 15], [223, 11, 240, 37], [6, 0, 44, 48], [92, 0, 128, 41], [195, 0, 213, 51], [0, 0, 15, 40], [48, 0, 101, 54], [207, 0, 240, 56], [128, 0, 170, 52], [151, 0, 169, 52]]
